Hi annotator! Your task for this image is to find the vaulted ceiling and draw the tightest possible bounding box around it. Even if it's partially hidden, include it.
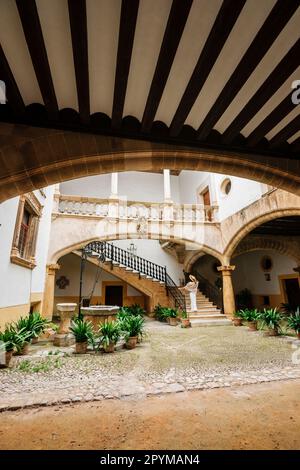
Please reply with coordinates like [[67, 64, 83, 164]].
[[0, 0, 300, 160]]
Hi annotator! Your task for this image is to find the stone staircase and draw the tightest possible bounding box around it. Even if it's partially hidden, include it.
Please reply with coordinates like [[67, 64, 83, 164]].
[[185, 291, 231, 327]]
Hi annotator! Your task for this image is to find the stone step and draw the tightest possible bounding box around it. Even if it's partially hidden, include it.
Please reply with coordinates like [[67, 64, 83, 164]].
[[190, 318, 231, 327], [189, 313, 225, 319]]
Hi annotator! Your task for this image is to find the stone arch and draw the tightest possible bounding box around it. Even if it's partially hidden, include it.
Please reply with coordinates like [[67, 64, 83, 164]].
[[232, 236, 300, 265], [1, 126, 300, 202], [183, 247, 223, 272]]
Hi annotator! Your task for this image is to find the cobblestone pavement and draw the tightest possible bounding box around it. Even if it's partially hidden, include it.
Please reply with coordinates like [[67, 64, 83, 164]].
[[1, 321, 300, 411]]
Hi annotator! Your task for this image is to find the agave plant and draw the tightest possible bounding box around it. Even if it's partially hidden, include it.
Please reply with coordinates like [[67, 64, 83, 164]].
[[259, 308, 283, 334], [69, 317, 93, 343], [121, 314, 145, 340], [0, 328, 16, 352], [154, 304, 178, 321], [287, 308, 300, 337], [8, 325, 31, 354], [14, 313, 49, 341], [239, 308, 260, 322], [98, 320, 121, 349]]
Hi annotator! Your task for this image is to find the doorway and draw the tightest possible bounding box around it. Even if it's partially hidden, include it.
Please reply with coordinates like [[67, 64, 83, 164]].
[[105, 285, 123, 306], [282, 277, 300, 309]]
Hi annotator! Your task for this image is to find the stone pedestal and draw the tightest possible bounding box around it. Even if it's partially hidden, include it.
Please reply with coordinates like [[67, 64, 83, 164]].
[[53, 303, 77, 346], [217, 265, 236, 318]]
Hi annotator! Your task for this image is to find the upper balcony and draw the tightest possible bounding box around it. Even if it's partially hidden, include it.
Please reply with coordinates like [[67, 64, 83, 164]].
[[53, 194, 219, 224]]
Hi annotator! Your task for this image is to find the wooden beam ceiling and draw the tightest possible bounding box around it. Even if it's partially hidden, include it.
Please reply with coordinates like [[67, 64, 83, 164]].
[[68, 0, 90, 125], [169, 0, 246, 137], [16, 0, 58, 120], [196, 0, 300, 141], [141, 0, 193, 133], [0, 44, 25, 117], [111, 0, 139, 129]]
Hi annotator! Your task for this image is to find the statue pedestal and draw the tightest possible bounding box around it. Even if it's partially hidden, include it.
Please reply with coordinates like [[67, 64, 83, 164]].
[[53, 303, 77, 347]]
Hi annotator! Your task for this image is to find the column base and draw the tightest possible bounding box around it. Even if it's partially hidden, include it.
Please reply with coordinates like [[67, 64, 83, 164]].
[[53, 333, 75, 347]]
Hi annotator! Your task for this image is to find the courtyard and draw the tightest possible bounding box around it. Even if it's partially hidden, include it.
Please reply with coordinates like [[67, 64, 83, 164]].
[[1, 320, 300, 411]]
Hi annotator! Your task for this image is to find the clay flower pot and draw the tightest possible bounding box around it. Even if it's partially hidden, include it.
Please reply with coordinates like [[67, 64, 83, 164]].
[[31, 337, 39, 344], [103, 342, 115, 353], [233, 317, 242, 326], [247, 321, 258, 331], [169, 317, 178, 326], [75, 342, 87, 354], [15, 342, 30, 356], [125, 336, 138, 350], [265, 328, 278, 337], [297, 332, 300, 340], [0, 350, 13, 368], [181, 318, 191, 328]]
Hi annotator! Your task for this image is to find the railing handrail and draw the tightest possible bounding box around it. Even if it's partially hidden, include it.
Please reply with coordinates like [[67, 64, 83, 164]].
[[192, 271, 223, 312], [84, 240, 186, 311]]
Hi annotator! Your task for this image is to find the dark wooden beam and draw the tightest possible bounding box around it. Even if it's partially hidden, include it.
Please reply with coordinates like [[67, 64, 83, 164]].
[[68, 0, 90, 125], [169, 0, 246, 137], [16, 0, 58, 120], [141, 0, 193, 133], [112, 0, 139, 129], [0, 44, 25, 117], [246, 95, 295, 146], [223, 39, 300, 144], [269, 114, 300, 147], [197, 0, 300, 141]]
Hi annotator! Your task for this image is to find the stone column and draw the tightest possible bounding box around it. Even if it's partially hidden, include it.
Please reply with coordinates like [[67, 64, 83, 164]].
[[163, 169, 172, 202], [54, 303, 77, 347], [110, 172, 118, 198], [217, 265, 236, 318], [42, 264, 60, 320]]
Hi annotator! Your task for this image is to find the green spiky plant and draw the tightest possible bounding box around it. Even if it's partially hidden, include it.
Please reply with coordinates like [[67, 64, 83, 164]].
[[259, 308, 283, 335], [121, 314, 145, 341], [98, 320, 121, 351], [0, 328, 15, 352], [287, 308, 300, 338], [69, 317, 94, 343]]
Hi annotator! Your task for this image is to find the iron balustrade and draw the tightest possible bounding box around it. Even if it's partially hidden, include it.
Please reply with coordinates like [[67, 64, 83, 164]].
[[193, 271, 223, 312], [82, 241, 186, 311]]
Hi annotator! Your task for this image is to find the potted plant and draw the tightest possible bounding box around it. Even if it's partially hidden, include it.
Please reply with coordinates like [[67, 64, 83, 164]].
[[99, 320, 121, 353], [287, 308, 300, 339], [0, 328, 15, 367], [70, 317, 93, 353], [259, 308, 282, 336], [232, 310, 244, 326], [28, 312, 49, 344], [180, 310, 191, 328], [166, 308, 178, 326], [121, 315, 145, 349], [242, 308, 260, 331], [10, 326, 31, 355]]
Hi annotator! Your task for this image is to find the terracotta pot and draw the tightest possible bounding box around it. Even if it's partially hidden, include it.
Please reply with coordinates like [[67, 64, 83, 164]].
[[15, 342, 30, 356], [233, 317, 242, 326], [103, 342, 115, 353], [265, 328, 278, 337], [125, 336, 138, 349], [169, 317, 178, 326], [297, 332, 300, 340], [75, 342, 87, 354], [0, 350, 13, 368], [31, 337, 39, 344], [181, 318, 191, 328], [248, 321, 258, 331]]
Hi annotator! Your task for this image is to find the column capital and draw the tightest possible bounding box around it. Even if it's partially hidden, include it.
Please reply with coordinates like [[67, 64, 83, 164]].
[[217, 265, 235, 273], [47, 263, 60, 274]]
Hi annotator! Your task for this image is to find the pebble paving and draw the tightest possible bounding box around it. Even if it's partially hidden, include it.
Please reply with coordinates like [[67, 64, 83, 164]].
[[1, 321, 300, 411]]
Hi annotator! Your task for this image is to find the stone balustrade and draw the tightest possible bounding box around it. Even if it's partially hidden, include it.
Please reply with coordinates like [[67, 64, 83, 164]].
[[54, 195, 219, 223]]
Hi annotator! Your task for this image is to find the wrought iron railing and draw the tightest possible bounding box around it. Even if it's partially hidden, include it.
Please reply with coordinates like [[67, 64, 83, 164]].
[[83, 241, 186, 311], [192, 271, 223, 312]]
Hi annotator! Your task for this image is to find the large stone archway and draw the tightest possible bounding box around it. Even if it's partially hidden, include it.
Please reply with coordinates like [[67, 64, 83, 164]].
[[221, 190, 300, 262], [0, 124, 300, 202]]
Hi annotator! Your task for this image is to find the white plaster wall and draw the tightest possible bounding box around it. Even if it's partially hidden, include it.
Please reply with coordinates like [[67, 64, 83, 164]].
[[0, 197, 31, 308], [59, 171, 180, 203], [55, 253, 142, 297], [232, 250, 297, 295], [113, 239, 184, 285], [0, 186, 55, 308]]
